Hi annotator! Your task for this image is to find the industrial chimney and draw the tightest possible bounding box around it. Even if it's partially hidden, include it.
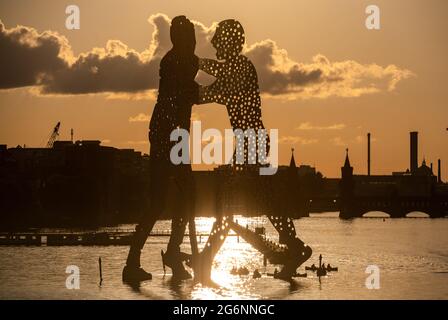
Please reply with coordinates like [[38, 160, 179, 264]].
[[367, 133, 371, 176], [438, 159, 442, 183], [410, 131, 418, 174]]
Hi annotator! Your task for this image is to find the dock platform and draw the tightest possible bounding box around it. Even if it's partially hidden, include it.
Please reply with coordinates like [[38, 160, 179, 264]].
[[0, 229, 239, 246]]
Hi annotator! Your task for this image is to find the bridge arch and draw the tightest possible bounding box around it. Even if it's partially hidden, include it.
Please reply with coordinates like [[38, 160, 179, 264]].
[[405, 211, 430, 218], [361, 211, 391, 218]]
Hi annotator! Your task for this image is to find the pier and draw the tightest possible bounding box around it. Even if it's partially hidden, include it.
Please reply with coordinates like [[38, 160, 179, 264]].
[[0, 229, 240, 246]]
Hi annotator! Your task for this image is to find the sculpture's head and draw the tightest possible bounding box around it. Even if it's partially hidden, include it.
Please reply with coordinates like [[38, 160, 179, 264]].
[[170, 15, 196, 54], [211, 19, 245, 60]]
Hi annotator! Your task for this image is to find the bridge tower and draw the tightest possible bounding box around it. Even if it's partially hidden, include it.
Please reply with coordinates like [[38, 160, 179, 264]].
[[339, 149, 356, 218]]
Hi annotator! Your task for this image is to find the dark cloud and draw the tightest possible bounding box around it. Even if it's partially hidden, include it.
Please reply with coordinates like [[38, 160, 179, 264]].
[[0, 15, 169, 95], [41, 42, 159, 94], [0, 20, 69, 89], [0, 15, 413, 99], [245, 40, 323, 95], [246, 40, 324, 95], [244, 40, 413, 99]]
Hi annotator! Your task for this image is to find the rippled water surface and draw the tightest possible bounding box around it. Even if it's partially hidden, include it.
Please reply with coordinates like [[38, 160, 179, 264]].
[[0, 214, 447, 299]]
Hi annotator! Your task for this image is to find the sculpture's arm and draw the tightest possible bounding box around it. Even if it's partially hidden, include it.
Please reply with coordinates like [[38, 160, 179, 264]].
[[199, 58, 223, 77]]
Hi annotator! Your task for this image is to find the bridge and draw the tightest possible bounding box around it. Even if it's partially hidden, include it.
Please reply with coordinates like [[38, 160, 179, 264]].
[[339, 149, 448, 219], [207, 150, 448, 219], [339, 196, 448, 218]]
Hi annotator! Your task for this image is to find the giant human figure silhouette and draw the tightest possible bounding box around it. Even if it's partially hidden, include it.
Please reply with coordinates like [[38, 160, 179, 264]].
[[123, 15, 198, 283], [196, 19, 311, 281]]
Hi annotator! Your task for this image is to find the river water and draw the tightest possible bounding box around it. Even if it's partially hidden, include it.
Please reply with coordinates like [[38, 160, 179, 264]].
[[0, 213, 447, 300]]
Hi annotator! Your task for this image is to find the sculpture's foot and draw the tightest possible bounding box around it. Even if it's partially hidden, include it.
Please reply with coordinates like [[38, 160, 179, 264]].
[[162, 250, 192, 280], [192, 268, 219, 288], [192, 264, 211, 284], [122, 265, 152, 283], [272, 261, 295, 282], [172, 268, 193, 280], [188, 253, 216, 286], [275, 239, 312, 282]]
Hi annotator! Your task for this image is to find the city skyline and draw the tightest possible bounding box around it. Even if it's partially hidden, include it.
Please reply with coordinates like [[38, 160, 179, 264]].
[[1, 0, 447, 179], [1, 128, 444, 180]]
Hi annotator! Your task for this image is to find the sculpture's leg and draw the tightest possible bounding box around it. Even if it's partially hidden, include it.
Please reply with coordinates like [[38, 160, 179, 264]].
[[257, 170, 311, 280], [126, 215, 159, 269], [186, 179, 198, 270], [267, 215, 312, 280], [188, 216, 198, 257], [193, 215, 231, 283], [163, 164, 196, 279], [192, 170, 232, 283], [163, 217, 192, 279], [185, 166, 198, 258], [123, 158, 169, 282]]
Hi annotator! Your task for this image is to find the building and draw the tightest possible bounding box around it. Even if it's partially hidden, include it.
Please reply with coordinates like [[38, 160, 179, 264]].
[[0, 141, 150, 228]]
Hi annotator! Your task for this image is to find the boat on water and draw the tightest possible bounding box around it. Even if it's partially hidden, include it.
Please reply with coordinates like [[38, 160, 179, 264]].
[[305, 265, 318, 271], [305, 263, 338, 273], [316, 268, 327, 277], [230, 266, 250, 276], [267, 271, 307, 278], [253, 269, 262, 279]]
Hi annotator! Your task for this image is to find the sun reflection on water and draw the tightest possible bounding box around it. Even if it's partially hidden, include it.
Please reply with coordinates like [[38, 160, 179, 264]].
[[190, 216, 266, 300]]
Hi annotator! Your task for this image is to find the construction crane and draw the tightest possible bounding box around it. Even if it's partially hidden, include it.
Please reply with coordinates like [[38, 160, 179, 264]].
[[46, 122, 61, 148]]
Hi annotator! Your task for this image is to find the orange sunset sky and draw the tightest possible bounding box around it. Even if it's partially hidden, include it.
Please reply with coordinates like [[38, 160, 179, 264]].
[[0, 0, 447, 178]]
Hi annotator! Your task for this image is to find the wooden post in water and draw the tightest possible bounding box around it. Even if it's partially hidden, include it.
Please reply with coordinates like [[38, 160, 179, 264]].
[[98, 257, 103, 286]]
